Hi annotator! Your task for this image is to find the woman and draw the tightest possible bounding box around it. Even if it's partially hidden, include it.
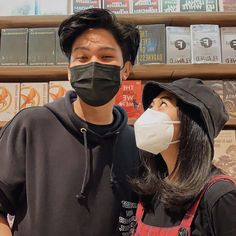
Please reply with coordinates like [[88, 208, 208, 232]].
[[132, 78, 236, 236]]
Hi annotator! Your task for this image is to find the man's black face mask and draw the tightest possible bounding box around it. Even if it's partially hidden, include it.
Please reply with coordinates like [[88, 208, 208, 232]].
[[70, 62, 121, 107]]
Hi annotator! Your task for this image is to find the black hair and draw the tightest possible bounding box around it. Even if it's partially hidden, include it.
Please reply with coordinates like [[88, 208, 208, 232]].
[[58, 8, 140, 65], [131, 100, 221, 213]]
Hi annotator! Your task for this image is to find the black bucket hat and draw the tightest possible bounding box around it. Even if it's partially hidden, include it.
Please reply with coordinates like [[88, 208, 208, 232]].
[[142, 78, 229, 152]]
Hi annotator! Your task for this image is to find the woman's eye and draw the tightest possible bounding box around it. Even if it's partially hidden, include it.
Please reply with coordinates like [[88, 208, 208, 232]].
[[160, 100, 167, 106]]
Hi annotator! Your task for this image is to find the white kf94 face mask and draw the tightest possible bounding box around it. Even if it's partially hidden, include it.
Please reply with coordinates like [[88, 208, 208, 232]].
[[134, 108, 181, 155]]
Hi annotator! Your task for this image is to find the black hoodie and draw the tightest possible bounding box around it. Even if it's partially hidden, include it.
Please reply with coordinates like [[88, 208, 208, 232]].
[[0, 91, 140, 236]]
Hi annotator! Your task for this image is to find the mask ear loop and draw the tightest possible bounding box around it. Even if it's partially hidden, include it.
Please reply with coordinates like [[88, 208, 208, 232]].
[[163, 121, 181, 144]]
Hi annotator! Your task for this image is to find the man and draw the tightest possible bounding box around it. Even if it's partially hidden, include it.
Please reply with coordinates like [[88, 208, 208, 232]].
[[0, 8, 140, 236]]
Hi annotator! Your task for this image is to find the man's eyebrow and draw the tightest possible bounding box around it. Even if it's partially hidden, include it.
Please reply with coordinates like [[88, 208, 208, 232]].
[[72, 46, 116, 52], [98, 47, 116, 51], [72, 46, 90, 52]]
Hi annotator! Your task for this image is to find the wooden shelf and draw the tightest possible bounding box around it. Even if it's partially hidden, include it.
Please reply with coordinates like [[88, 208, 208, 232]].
[[0, 66, 67, 82], [0, 13, 236, 28], [0, 64, 236, 82]]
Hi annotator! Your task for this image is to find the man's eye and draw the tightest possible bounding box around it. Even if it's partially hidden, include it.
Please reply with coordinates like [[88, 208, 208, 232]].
[[102, 55, 113, 59], [77, 56, 88, 60]]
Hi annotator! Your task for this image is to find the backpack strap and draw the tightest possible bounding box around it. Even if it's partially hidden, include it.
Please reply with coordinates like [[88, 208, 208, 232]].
[[203, 175, 236, 236], [180, 175, 235, 230]]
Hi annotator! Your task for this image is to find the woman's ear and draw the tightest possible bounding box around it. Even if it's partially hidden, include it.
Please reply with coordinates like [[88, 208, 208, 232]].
[[122, 61, 132, 81]]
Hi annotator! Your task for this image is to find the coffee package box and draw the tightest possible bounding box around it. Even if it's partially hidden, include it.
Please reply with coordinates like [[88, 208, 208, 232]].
[[213, 130, 236, 181], [36, 0, 68, 15], [166, 26, 191, 64], [131, 0, 160, 13], [49, 81, 73, 102], [0, 0, 35, 16], [221, 27, 236, 64], [20, 83, 48, 110], [180, 0, 218, 12], [161, 0, 180, 12], [72, 0, 101, 13], [0, 28, 28, 65], [28, 28, 56, 65], [137, 24, 166, 64], [219, 0, 236, 12], [191, 24, 221, 64], [0, 83, 20, 122], [223, 80, 236, 121], [55, 28, 68, 65], [103, 0, 131, 14]]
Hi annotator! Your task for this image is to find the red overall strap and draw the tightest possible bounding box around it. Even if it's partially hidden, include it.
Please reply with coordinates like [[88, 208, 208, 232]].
[[180, 175, 235, 229], [135, 202, 144, 222]]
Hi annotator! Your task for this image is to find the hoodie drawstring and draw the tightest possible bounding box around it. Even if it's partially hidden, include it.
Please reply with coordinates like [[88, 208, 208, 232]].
[[110, 132, 120, 187], [76, 128, 89, 201]]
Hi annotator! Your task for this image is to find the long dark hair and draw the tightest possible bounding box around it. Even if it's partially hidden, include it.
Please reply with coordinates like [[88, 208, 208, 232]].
[[131, 100, 220, 213]]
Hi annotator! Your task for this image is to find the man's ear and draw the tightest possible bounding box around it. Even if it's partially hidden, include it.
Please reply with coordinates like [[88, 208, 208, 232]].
[[122, 61, 132, 81]]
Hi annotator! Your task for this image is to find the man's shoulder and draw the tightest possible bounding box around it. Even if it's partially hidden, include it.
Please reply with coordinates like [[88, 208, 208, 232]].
[[4, 106, 53, 129]]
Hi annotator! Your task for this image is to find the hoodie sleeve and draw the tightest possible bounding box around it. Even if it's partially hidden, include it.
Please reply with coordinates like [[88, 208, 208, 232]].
[[0, 116, 26, 215]]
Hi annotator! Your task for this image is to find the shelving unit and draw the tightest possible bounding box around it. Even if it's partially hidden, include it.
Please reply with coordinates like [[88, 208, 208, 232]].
[[0, 64, 236, 81], [0, 12, 236, 128]]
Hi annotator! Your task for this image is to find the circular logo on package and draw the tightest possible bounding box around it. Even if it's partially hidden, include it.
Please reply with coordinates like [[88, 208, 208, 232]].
[[200, 37, 213, 48], [230, 40, 236, 50], [20, 87, 40, 109], [0, 87, 12, 112], [49, 84, 66, 101], [175, 40, 186, 50]]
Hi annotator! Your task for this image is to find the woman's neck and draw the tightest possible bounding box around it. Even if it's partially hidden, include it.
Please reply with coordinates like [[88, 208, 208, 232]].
[[161, 144, 179, 177]]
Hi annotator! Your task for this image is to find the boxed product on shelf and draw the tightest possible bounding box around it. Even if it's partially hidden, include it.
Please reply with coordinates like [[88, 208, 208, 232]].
[[55, 28, 68, 65], [35, 0, 69, 15], [180, 0, 218, 12], [115, 80, 143, 119], [213, 130, 236, 180], [71, 0, 101, 13], [166, 26, 191, 64], [160, 0, 180, 12], [191, 24, 221, 64], [136, 24, 166, 64], [20, 83, 48, 109], [28, 28, 56, 66], [131, 0, 160, 13], [0, 0, 35, 16], [221, 27, 236, 64], [223, 80, 236, 120], [219, 0, 236, 12], [103, 0, 131, 14], [49, 81, 73, 102], [0, 28, 28, 66], [0, 83, 20, 122]]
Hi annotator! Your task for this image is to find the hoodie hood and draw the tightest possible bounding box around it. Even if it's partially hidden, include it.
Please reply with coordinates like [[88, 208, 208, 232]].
[[45, 90, 128, 147], [45, 91, 130, 200]]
